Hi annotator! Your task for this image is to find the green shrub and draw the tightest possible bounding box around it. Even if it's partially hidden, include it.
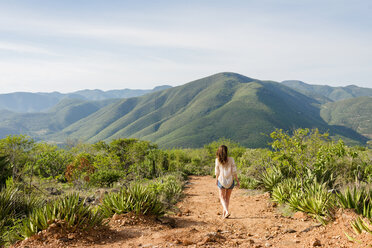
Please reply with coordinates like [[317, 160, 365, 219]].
[[238, 174, 259, 189], [148, 174, 183, 205], [21, 193, 104, 238], [0, 156, 11, 188], [100, 183, 164, 217], [89, 170, 123, 187]]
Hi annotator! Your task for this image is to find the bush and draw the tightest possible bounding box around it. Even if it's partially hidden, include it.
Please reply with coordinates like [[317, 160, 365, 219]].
[[21, 194, 104, 238], [89, 170, 123, 187], [148, 173, 184, 205], [100, 183, 164, 217], [0, 156, 11, 188], [238, 174, 259, 189], [65, 153, 95, 184]]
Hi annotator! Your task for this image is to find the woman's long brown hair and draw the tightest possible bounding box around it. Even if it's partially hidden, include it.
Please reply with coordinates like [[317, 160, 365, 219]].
[[216, 145, 228, 165]]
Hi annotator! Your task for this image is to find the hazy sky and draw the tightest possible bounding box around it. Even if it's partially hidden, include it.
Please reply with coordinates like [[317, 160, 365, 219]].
[[0, 0, 371, 93]]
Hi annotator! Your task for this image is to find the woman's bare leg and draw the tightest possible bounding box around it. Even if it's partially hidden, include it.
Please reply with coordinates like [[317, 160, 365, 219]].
[[219, 188, 228, 217], [225, 189, 233, 216]]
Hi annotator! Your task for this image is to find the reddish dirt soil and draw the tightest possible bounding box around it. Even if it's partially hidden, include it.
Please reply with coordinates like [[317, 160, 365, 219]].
[[14, 176, 372, 248]]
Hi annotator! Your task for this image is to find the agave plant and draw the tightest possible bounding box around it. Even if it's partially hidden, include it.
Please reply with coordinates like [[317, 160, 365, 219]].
[[351, 217, 372, 235], [100, 183, 165, 217], [258, 167, 283, 192], [337, 187, 372, 218], [21, 193, 104, 238], [272, 178, 301, 204], [288, 182, 335, 224], [238, 174, 259, 190]]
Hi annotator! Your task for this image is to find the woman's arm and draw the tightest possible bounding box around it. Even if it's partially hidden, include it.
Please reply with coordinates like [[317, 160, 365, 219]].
[[234, 173, 240, 188], [231, 158, 240, 188], [215, 159, 220, 185]]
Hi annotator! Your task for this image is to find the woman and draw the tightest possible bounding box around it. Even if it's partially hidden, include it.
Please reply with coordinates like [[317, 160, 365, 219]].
[[215, 145, 240, 218]]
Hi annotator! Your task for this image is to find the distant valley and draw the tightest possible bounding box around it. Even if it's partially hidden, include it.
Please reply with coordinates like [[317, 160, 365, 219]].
[[0, 73, 371, 148]]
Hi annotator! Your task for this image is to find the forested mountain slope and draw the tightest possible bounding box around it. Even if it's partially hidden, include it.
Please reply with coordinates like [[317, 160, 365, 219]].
[[49, 73, 367, 147], [321, 96, 372, 139]]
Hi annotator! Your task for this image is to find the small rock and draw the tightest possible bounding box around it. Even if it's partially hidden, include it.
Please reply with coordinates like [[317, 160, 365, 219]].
[[86, 236, 95, 242], [284, 229, 296, 234], [68, 233, 77, 240], [181, 239, 194, 245], [175, 239, 182, 244], [265, 242, 272, 247], [59, 237, 69, 242], [158, 217, 176, 228], [233, 240, 241, 245], [203, 232, 225, 243], [265, 235, 274, 240], [49, 223, 57, 228], [142, 244, 154, 248], [312, 238, 322, 247], [267, 202, 277, 208]]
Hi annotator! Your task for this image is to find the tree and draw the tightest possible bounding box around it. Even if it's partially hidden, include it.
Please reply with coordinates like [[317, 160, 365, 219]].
[[33, 143, 70, 179], [0, 155, 10, 187], [0, 135, 34, 181]]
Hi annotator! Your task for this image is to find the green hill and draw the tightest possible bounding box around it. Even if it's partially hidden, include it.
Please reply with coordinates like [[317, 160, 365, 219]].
[[48, 73, 367, 147], [320, 96, 372, 139], [0, 98, 119, 140], [282, 80, 372, 102]]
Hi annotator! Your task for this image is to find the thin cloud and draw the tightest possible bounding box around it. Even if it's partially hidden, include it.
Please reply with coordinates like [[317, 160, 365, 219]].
[[0, 42, 56, 55]]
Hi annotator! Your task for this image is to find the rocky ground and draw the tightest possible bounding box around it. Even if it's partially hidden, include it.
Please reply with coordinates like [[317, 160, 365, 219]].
[[14, 176, 372, 247]]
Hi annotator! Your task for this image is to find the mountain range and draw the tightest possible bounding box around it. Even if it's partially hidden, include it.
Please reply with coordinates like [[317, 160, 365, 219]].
[[0, 73, 371, 148], [0, 85, 171, 113]]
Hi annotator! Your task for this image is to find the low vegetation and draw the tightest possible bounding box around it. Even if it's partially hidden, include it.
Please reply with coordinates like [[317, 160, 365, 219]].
[[0, 128, 371, 247], [237, 128, 372, 236]]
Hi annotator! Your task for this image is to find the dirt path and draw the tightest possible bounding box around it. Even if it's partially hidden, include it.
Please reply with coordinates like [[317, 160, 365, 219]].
[[16, 176, 371, 247]]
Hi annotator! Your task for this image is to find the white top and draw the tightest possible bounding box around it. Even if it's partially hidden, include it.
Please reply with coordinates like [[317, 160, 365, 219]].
[[215, 157, 237, 188]]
